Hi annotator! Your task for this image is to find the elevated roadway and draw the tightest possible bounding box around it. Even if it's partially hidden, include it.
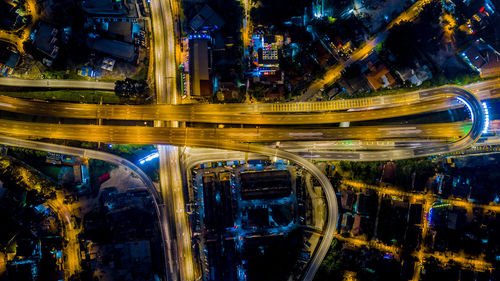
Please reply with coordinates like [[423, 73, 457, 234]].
[[0, 82, 497, 125], [0, 119, 468, 143], [0, 84, 487, 281]]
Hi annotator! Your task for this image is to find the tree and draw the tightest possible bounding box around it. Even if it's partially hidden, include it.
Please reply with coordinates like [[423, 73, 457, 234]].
[[383, 2, 443, 68], [314, 239, 345, 280], [114, 78, 148, 99], [330, 171, 342, 189]]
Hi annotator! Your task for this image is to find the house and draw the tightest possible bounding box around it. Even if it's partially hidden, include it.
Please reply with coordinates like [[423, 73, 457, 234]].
[[352, 215, 370, 236], [340, 190, 355, 211], [217, 81, 239, 101], [0, 45, 20, 68], [365, 63, 396, 90], [396, 64, 433, 86], [32, 23, 59, 59], [341, 213, 354, 234], [265, 84, 284, 101], [462, 39, 500, 78], [189, 5, 224, 31]]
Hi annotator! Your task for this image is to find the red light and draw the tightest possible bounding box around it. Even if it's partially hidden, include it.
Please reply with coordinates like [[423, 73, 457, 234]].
[[479, 6, 485, 13]]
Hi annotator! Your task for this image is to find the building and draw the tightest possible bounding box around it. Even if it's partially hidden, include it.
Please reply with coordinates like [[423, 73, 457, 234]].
[[240, 170, 291, 200], [0, 1, 23, 29], [201, 172, 234, 231], [253, 34, 284, 77], [216, 81, 239, 101], [396, 64, 433, 86], [365, 63, 396, 90], [86, 37, 135, 62], [105, 21, 133, 43], [32, 23, 60, 59], [467, 2, 496, 32], [462, 39, 500, 78], [189, 38, 211, 97], [189, 5, 224, 31], [352, 215, 370, 236], [81, 0, 128, 15], [0, 44, 20, 68], [87, 240, 153, 280], [340, 190, 355, 211], [341, 213, 354, 234], [264, 84, 284, 101]]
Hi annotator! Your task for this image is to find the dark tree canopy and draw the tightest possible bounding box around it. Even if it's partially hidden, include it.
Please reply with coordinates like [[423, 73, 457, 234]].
[[114, 78, 148, 98], [251, 0, 310, 27], [383, 2, 443, 68]]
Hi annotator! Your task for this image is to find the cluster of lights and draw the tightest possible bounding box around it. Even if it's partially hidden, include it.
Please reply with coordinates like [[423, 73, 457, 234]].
[[139, 152, 159, 164], [188, 34, 210, 40], [457, 97, 474, 121], [482, 102, 489, 134]]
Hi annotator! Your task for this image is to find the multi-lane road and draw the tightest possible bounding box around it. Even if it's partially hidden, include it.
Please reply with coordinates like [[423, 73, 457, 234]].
[[0, 0, 496, 278], [0, 80, 497, 125], [0, 82, 488, 281], [150, 0, 196, 278], [0, 119, 468, 143]]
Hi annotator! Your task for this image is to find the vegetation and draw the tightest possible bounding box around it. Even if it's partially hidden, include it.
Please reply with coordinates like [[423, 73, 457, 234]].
[[0, 90, 120, 104], [336, 72, 482, 100], [382, 1, 443, 68], [336, 158, 437, 191], [88, 159, 117, 191], [314, 239, 345, 281], [338, 160, 383, 185], [114, 78, 149, 99], [0, 155, 56, 200], [251, 0, 310, 27], [102, 144, 159, 182]]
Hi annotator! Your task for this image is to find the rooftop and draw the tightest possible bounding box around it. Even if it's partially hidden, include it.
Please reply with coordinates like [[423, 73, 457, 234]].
[[32, 23, 59, 59], [87, 37, 135, 62]]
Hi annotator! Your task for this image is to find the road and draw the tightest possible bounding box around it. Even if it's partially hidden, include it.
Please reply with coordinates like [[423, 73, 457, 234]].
[[0, 94, 457, 125], [0, 80, 498, 124], [0, 77, 116, 90], [180, 142, 338, 281], [0, 84, 486, 280], [0, 0, 40, 54], [46, 194, 81, 277], [300, 0, 432, 101], [0, 136, 169, 279], [0, 119, 469, 143], [151, 0, 195, 277]]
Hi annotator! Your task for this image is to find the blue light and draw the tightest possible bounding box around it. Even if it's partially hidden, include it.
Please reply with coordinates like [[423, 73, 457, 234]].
[[428, 207, 433, 227], [108, 144, 113, 148], [482, 102, 489, 134], [457, 97, 474, 121], [139, 151, 159, 165]]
